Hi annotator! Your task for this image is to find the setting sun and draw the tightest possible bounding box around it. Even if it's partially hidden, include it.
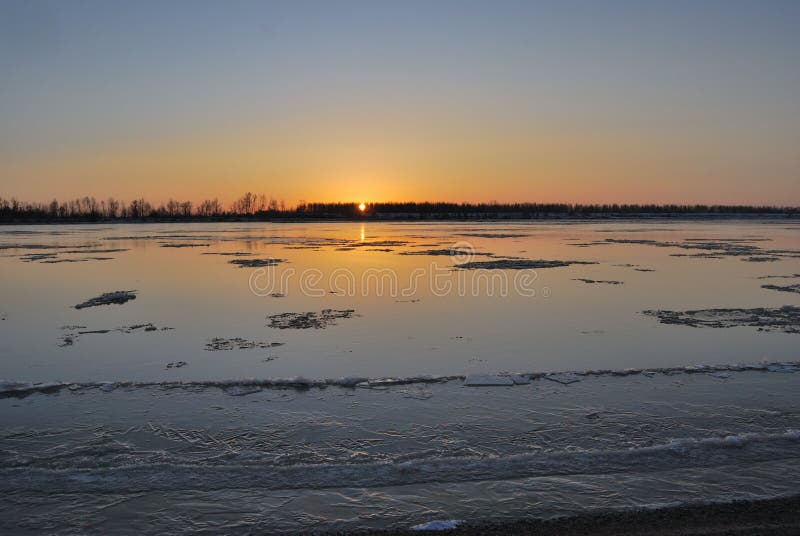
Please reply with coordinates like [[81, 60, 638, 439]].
[[358, 202, 366, 212]]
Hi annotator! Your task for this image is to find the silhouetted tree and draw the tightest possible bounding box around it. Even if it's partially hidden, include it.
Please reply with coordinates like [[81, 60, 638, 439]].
[[1, 195, 797, 223]]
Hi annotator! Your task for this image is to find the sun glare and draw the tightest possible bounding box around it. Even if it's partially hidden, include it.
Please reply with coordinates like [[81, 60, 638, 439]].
[[359, 202, 366, 212]]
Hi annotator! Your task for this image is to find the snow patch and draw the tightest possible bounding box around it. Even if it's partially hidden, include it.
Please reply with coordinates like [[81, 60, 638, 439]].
[[411, 519, 462, 531]]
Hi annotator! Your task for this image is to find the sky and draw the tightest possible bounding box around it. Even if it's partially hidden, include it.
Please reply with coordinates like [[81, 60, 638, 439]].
[[1, 0, 798, 206]]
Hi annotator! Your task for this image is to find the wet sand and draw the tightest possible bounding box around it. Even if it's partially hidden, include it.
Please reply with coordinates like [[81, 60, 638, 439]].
[[352, 495, 800, 535]]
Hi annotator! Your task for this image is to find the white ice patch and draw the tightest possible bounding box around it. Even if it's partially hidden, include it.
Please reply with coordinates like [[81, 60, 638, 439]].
[[464, 374, 514, 386], [411, 519, 462, 531]]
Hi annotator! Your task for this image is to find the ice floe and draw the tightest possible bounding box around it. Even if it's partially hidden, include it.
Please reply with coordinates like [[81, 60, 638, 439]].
[[228, 258, 286, 268], [205, 338, 284, 351], [509, 374, 531, 385], [267, 309, 356, 329], [58, 322, 171, 346], [643, 306, 800, 334], [456, 259, 597, 270], [761, 284, 800, 294], [399, 248, 495, 257], [570, 237, 800, 262], [74, 290, 137, 309]]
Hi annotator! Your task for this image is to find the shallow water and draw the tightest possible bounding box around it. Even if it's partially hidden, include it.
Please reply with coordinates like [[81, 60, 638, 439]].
[[1, 220, 799, 533]]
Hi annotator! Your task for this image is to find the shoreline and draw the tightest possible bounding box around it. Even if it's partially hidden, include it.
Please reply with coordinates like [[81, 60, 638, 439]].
[[1, 213, 799, 225], [3, 359, 800, 398], [345, 495, 800, 536]]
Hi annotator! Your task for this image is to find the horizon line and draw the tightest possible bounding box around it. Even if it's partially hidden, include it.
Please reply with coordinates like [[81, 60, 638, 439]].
[[2, 195, 799, 210]]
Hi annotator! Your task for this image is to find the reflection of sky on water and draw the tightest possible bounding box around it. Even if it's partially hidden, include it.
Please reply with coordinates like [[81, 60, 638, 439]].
[[0, 221, 798, 382]]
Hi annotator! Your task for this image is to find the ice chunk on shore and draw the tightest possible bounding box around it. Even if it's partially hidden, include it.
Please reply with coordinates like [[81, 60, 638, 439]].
[[545, 373, 581, 385], [767, 364, 798, 373], [509, 374, 531, 385], [0, 381, 66, 395], [411, 520, 462, 531], [464, 374, 514, 386], [337, 376, 368, 387]]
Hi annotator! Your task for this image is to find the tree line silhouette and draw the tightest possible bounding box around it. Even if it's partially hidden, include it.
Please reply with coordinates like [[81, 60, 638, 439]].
[[0, 193, 276, 222], [0, 194, 796, 223]]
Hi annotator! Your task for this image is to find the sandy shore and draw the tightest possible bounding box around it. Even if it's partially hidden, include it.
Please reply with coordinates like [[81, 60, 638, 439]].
[[335, 495, 800, 536]]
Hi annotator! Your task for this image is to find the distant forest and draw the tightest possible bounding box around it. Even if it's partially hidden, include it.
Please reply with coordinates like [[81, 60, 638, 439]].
[[0, 193, 797, 223]]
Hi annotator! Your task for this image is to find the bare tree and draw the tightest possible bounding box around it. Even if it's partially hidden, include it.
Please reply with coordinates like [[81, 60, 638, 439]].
[[231, 192, 257, 214], [106, 197, 120, 218], [166, 199, 179, 217]]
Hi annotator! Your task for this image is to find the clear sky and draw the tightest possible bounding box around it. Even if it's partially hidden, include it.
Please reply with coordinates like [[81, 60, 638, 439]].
[[1, 0, 798, 206]]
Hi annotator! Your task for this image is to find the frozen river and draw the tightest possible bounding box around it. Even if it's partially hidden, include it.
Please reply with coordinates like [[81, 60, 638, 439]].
[[1, 219, 799, 533]]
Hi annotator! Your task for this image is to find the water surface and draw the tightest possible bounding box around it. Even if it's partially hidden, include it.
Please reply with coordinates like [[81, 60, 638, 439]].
[[1, 220, 798, 381], [1, 220, 799, 534]]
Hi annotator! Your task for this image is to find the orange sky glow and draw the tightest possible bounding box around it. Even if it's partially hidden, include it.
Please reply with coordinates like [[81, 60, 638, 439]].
[[2, 1, 798, 207]]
